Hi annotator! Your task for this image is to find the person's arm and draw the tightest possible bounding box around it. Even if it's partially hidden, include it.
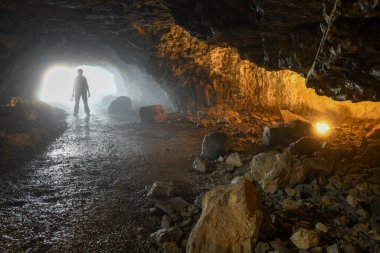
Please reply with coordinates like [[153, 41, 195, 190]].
[[85, 77, 90, 97]]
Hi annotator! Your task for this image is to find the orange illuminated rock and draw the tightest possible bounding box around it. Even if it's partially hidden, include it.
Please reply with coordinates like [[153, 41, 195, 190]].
[[139, 105, 167, 124]]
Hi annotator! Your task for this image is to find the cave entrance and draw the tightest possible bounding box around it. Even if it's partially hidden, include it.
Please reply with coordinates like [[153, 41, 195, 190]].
[[39, 65, 117, 111]]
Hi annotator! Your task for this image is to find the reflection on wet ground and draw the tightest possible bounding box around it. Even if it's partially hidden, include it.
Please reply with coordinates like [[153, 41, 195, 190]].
[[0, 114, 207, 252]]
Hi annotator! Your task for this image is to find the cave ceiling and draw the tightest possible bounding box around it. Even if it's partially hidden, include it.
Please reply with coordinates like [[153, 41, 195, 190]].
[[0, 0, 379, 102]]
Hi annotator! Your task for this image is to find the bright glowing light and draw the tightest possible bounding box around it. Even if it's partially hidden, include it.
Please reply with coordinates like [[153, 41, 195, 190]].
[[39, 65, 117, 108], [315, 122, 330, 135]]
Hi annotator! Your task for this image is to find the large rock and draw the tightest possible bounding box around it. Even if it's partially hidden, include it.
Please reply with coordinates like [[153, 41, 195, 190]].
[[187, 178, 263, 253], [289, 137, 321, 156], [250, 152, 334, 193], [102, 95, 118, 108], [108, 96, 132, 118], [201, 132, 229, 160], [139, 105, 166, 123], [263, 119, 313, 147]]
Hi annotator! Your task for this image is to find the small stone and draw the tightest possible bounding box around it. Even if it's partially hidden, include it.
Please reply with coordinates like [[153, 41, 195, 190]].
[[315, 222, 328, 233], [285, 187, 298, 197], [310, 247, 323, 253], [326, 244, 339, 253], [147, 181, 174, 199], [193, 156, 209, 173], [281, 199, 300, 211], [161, 215, 172, 228], [342, 245, 357, 253], [290, 228, 319, 250], [346, 194, 358, 207], [329, 175, 343, 190], [162, 241, 181, 253], [226, 152, 243, 167], [150, 226, 183, 245], [180, 217, 192, 227], [194, 194, 204, 208], [368, 230, 380, 241], [155, 197, 190, 215], [254, 241, 272, 253]]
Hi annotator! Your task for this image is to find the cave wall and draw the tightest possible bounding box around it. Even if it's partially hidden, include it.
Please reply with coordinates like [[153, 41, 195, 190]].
[[0, 0, 379, 120]]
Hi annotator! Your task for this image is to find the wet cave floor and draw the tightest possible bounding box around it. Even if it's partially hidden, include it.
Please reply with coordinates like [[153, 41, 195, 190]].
[[0, 114, 210, 253], [0, 111, 377, 252]]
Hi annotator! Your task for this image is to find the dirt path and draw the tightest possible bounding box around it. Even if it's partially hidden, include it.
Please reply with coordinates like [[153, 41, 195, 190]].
[[0, 114, 208, 252]]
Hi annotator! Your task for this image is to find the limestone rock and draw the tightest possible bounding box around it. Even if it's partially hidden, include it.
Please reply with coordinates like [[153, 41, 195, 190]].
[[187, 178, 263, 253], [139, 105, 166, 124], [250, 152, 332, 193], [290, 228, 319, 250], [263, 120, 313, 147], [108, 96, 132, 118], [289, 137, 321, 156], [225, 152, 243, 167], [147, 181, 175, 199], [201, 132, 229, 160]]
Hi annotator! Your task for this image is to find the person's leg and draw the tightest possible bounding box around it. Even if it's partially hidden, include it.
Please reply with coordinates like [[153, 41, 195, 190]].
[[74, 93, 80, 115], [82, 93, 90, 115]]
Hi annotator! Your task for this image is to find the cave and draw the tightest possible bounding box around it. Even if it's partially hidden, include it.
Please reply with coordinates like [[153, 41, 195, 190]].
[[0, 0, 379, 252]]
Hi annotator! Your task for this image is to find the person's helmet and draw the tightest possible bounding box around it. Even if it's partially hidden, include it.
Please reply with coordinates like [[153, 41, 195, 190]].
[[77, 69, 83, 74]]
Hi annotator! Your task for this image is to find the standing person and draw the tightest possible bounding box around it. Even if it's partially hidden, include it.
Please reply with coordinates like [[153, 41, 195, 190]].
[[72, 69, 90, 116]]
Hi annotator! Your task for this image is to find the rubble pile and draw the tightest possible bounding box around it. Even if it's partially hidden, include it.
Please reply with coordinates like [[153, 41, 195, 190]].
[[0, 97, 67, 168], [146, 111, 380, 253]]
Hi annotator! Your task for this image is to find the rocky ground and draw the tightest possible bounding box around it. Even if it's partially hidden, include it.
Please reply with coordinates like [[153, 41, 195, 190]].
[[0, 98, 67, 169], [146, 107, 380, 253], [0, 104, 379, 252]]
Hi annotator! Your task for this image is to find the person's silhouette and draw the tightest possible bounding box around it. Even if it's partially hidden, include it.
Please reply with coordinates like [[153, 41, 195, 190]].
[[72, 69, 91, 116]]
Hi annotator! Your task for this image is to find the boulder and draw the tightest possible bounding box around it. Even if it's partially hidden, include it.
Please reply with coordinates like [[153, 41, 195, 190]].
[[225, 152, 243, 167], [201, 132, 229, 160], [6, 133, 35, 151], [147, 181, 175, 199], [108, 96, 132, 118], [187, 178, 263, 253], [289, 137, 321, 155], [263, 119, 313, 147], [290, 228, 319, 250], [250, 152, 334, 193], [139, 105, 166, 123]]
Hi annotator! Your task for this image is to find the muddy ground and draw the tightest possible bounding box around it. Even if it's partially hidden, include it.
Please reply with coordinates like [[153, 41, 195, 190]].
[[0, 114, 210, 253]]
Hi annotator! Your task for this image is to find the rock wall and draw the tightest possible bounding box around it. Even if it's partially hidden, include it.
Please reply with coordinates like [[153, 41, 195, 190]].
[[150, 25, 380, 120]]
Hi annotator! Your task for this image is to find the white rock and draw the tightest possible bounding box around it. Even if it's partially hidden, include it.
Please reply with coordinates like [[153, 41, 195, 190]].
[[226, 152, 243, 167]]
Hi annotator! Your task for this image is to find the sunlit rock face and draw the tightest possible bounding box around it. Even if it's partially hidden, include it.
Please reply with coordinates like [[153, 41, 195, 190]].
[[0, 0, 379, 117]]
